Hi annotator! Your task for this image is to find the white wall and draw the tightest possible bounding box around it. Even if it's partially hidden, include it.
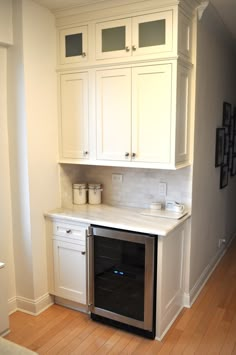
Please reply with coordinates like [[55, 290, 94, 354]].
[[190, 4, 236, 298], [0, 0, 13, 45], [0, 0, 16, 310], [22, 0, 60, 301], [7, 0, 60, 312], [0, 46, 16, 309]]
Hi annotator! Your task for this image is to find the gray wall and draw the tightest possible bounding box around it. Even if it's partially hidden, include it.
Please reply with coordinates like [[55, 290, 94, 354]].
[[190, 4, 236, 294]]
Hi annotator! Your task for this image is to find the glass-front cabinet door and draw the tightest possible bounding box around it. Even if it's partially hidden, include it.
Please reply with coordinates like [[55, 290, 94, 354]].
[[95, 11, 173, 60], [96, 18, 131, 60], [59, 26, 88, 64], [132, 11, 173, 56]]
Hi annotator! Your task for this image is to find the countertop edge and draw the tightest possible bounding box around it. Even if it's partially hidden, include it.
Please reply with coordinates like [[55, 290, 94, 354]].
[[44, 205, 191, 236]]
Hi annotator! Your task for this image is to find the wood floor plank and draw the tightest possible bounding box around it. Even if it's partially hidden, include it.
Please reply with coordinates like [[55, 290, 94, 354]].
[[94, 330, 123, 354], [36, 312, 88, 354]]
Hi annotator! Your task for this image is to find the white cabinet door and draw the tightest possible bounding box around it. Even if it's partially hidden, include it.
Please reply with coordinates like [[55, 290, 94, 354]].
[[59, 26, 88, 65], [132, 64, 172, 163], [132, 11, 173, 57], [53, 239, 86, 304], [96, 18, 132, 60], [96, 68, 131, 161], [60, 72, 89, 159]]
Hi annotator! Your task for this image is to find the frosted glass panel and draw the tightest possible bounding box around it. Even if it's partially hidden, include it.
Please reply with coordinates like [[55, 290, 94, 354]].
[[65, 33, 82, 57], [139, 20, 165, 48], [102, 26, 125, 52]]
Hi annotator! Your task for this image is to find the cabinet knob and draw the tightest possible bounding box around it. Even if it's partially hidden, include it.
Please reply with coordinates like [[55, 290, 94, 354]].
[[83, 151, 89, 156], [132, 45, 137, 51], [81, 251, 86, 255], [132, 152, 136, 158], [66, 229, 72, 234], [125, 46, 130, 52], [125, 152, 130, 157], [82, 52, 86, 57]]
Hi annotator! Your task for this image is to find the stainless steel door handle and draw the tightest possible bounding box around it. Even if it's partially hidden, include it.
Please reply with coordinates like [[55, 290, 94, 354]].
[[86, 231, 94, 311]]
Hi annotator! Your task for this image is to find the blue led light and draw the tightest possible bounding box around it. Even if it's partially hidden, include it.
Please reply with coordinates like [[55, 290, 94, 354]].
[[119, 271, 124, 275]]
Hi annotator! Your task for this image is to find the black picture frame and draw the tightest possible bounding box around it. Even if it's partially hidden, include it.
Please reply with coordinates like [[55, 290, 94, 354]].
[[223, 102, 231, 126], [233, 106, 236, 122], [229, 117, 235, 142], [224, 133, 229, 154], [220, 164, 228, 189], [229, 147, 233, 171], [215, 128, 225, 167], [231, 155, 236, 176], [233, 132, 236, 154]]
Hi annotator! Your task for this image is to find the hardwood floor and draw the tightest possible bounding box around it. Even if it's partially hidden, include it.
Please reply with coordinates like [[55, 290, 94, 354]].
[[4, 238, 236, 354]]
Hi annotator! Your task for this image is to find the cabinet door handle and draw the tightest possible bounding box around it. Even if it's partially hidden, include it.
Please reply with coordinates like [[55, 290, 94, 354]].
[[132, 152, 136, 158], [66, 229, 72, 234], [125, 46, 130, 52], [82, 52, 86, 57], [132, 45, 137, 51], [81, 251, 86, 255], [125, 152, 130, 157]]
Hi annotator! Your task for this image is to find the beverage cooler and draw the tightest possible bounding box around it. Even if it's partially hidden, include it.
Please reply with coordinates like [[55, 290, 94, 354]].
[[88, 226, 157, 339]]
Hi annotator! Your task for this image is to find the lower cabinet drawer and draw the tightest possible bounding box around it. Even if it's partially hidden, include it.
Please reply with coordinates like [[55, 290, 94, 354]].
[[53, 221, 87, 242]]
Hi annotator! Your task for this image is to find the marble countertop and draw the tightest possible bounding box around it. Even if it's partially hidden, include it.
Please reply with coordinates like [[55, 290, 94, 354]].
[[45, 204, 190, 236]]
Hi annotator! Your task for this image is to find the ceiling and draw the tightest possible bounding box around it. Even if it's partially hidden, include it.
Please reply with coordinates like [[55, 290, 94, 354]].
[[33, 0, 236, 42]]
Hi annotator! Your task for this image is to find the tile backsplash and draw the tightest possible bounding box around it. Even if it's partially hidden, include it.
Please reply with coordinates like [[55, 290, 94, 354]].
[[60, 164, 192, 209]]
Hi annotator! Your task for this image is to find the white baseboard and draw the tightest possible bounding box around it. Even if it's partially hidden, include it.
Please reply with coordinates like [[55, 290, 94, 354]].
[[8, 293, 54, 316], [8, 297, 17, 315], [185, 234, 235, 307]]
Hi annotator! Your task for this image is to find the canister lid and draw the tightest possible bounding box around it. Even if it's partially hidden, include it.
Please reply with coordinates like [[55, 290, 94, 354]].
[[88, 183, 102, 189], [73, 183, 87, 189]]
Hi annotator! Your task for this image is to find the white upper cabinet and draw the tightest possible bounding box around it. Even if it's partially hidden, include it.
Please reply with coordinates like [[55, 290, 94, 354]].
[[95, 11, 173, 61], [96, 64, 173, 165], [59, 72, 89, 160], [56, 0, 195, 169], [59, 26, 88, 65]]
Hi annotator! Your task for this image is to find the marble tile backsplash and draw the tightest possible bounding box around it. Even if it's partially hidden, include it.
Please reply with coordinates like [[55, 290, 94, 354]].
[[60, 164, 192, 209]]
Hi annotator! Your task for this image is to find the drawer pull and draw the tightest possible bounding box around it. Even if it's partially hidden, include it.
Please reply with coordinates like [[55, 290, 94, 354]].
[[66, 229, 72, 234], [81, 251, 86, 255]]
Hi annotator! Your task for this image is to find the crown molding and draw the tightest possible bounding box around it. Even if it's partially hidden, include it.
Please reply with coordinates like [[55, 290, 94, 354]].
[[197, 1, 209, 20]]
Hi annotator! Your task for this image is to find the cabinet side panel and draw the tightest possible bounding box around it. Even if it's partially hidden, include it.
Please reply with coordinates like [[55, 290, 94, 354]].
[[175, 65, 191, 163]]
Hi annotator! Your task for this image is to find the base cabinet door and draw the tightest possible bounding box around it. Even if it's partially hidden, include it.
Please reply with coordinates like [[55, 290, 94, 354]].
[[53, 239, 86, 304]]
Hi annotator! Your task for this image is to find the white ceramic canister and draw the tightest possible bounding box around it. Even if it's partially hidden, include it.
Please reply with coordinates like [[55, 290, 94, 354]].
[[88, 183, 103, 205], [73, 183, 87, 205]]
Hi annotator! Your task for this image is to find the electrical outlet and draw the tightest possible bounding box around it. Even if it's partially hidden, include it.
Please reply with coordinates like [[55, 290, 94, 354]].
[[112, 173, 123, 184], [218, 238, 226, 248], [159, 182, 167, 196]]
